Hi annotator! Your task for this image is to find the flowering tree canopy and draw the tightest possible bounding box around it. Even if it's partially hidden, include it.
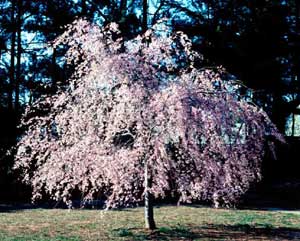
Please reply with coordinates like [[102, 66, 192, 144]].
[[14, 19, 283, 228]]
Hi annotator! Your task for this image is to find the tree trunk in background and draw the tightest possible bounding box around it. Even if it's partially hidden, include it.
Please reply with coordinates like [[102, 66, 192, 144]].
[[144, 162, 156, 230], [9, 0, 16, 111], [142, 0, 148, 32], [296, 0, 300, 36], [52, 47, 57, 92], [295, 0, 300, 97], [81, 0, 87, 15], [119, 0, 127, 23], [15, 0, 22, 113]]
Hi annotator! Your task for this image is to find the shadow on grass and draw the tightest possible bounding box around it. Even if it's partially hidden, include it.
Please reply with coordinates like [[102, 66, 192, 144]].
[[0, 200, 106, 212], [0, 203, 41, 213], [112, 224, 300, 240]]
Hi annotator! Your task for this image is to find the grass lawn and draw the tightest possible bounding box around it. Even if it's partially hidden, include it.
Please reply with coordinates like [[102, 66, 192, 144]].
[[0, 205, 299, 240]]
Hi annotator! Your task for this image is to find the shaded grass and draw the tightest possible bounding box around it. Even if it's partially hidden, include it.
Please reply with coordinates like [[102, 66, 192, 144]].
[[0, 205, 299, 240]]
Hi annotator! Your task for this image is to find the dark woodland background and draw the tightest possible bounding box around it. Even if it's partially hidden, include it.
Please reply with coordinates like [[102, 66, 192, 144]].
[[0, 0, 300, 206]]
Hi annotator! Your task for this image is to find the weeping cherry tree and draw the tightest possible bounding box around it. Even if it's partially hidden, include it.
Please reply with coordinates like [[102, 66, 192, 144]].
[[14, 19, 283, 230]]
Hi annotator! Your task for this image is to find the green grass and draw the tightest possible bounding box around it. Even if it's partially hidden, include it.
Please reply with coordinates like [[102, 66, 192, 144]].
[[0, 205, 299, 240]]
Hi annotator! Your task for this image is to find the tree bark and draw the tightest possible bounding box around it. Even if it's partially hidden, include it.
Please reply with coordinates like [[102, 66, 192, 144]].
[[119, 0, 127, 23], [295, 0, 300, 110], [52, 47, 57, 92], [15, 0, 22, 112], [142, 0, 148, 33], [144, 161, 156, 230], [81, 0, 87, 15], [9, 0, 16, 111]]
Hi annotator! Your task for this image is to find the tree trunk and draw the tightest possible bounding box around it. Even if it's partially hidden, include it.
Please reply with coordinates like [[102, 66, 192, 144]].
[[295, 0, 300, 109], [52, 47, 57, 92], [81, 0, 87, 15], [144, 161, 156, 230], [119, 0, 127, 23], [15, 0, 22, 112], [9, 0, 16, 111], [142, 0, 148, 33]]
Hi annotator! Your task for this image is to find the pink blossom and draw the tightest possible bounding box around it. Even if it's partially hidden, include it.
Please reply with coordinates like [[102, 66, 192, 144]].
[[15, 20, 283, 209]]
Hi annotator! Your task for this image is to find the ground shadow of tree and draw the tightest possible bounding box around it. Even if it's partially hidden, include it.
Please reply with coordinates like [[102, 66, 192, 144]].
[[113, 224, 300, 240]]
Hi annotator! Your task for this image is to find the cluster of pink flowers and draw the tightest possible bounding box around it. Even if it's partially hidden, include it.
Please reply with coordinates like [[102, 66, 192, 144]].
[[14, 19, 284, 208]]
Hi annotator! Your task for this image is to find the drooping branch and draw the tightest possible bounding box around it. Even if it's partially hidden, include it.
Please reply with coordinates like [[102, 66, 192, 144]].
[[14, 19, 283, 216]]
